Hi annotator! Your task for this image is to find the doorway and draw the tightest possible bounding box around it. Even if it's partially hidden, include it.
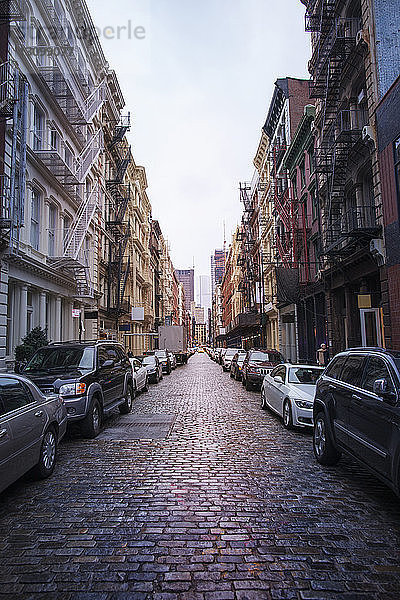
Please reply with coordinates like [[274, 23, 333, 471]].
[[360, 308, 382, 347]]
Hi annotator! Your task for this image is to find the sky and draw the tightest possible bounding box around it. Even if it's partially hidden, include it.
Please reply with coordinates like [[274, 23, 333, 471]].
[[86, 0, 311, 286]]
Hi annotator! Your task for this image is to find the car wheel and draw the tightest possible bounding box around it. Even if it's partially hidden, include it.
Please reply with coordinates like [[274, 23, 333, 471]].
[[143, 376, 149, 392], [283, 399, 294, 429], [32, 427, 57, 479], [313, 412, 341, 465], [81, 397, 102, 439], [120, 383, 135, 414], [245, 379, 252, 391]]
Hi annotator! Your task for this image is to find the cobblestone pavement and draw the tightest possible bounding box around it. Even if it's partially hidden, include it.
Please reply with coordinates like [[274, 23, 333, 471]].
[[1, 353, 400, 600]]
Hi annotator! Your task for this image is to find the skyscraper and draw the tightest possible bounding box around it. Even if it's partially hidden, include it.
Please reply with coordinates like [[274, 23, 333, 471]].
[[175, 269, 194, 311], [197, 275, 211, 311], [211, 250, 227, 296]]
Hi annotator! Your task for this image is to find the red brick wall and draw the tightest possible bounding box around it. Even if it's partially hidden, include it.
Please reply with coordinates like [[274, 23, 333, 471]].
[[379, 145, 398, 227], [387, 265, 400, 349]]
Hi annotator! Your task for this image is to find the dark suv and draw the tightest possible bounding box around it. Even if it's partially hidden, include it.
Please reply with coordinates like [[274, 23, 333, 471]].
[[313, 347, 400, 496], [21, 341, 134, 439], [242, 349, 285, 390]]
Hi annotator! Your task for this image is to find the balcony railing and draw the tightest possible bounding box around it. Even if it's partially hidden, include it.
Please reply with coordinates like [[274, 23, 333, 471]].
[[327, 205, 379, 251]]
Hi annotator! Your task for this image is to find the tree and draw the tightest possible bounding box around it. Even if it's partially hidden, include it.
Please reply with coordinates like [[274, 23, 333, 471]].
[[14, 327, 49, 363]]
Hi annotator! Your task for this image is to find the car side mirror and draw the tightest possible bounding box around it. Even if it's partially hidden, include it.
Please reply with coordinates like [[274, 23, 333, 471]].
[[102, 359, 114, 368], [274, 375, 284, 385], [373, 378, 396, 403]]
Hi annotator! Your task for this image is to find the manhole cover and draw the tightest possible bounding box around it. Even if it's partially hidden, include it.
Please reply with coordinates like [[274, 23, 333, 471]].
[[98, 413, 176, 441]]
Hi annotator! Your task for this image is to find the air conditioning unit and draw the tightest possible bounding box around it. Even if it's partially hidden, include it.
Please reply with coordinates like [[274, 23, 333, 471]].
[[356, 30, 364, 45], [370, 238, 385, 265], [362, 125, 375, 145]]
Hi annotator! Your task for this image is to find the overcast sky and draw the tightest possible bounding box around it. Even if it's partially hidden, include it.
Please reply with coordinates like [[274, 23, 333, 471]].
[[87, 0, 311, 283]]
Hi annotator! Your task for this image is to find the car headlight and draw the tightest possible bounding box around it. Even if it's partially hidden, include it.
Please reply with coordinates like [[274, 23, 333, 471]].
[[59, 382, 86, 396], [294, 399, 313, 409]]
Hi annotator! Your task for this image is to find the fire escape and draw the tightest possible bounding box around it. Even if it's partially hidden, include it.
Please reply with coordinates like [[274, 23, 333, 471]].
[[239, 180, 260, 312], [306, 0, 378, 256], [0, 60, 28, 251], [105, 115, 132, 322]]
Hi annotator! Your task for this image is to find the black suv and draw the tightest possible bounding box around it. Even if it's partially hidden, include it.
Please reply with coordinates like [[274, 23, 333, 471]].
[[242, 349, 285, 390], [21, 341, 134, 439], [313, 347, 400, 496]]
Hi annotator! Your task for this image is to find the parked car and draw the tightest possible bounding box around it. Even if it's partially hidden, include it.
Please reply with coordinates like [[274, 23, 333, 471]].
[[230, 351, 247, 380], [155, 350, 172, 374], [0, 374, 67, 494], [312, 347, 400, 496], [262, 364, 324, 429], [21, 341, 134, 439], [222, 348, 241, 372], [168, 351, 177, 370], [129, 357, 149, 393], [142, 355, 163, 383], [242, 349, 285, 390]]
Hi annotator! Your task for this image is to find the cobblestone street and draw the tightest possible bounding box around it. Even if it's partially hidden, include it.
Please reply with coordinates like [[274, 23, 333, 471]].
[[1, 353, 400, 600]]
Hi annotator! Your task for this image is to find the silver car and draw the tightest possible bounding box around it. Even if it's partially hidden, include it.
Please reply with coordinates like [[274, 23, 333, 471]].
[[261, 364, 324, 429], [129, 358, 149, 393], [0, 374, 67, 494]]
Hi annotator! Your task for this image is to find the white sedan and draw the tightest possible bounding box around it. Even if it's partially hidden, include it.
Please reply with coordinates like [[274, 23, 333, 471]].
[[129, 358, 149, 394], [261, 364, 324, 429]]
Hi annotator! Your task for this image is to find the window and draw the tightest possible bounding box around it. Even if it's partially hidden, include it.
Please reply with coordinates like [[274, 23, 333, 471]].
[[288, 367, 323, 384], [325, 355, 347, 380], [50, 129, 60, 152], [97, 347, 109, 367], [308, 146, 315, 174], [30, 189, 41, 250], [311, 188, 318, 220], [33, 106, 44, 150], [63, 216, 71, 252], [362, 357, 395, 394], [340, 356, 366, 387], [273, 365, 286, 381], [300, 160, 306, 189], [35, 28, 46, 67], [0, 379, 35, 415], [64, 145, 73, 169], [48, 204, 56, 256], [25, 347, 95, 372]]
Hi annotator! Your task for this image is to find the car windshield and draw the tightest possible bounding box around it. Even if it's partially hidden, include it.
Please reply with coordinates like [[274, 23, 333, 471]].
[[237, 355, 246, 364], [288, 367, 323, 384], [225, 349, 239, 357], [155, 351, 167, 358], [143, 356, 156, 365], [250, 351, 282, 363], [24, 347, 95, 373]]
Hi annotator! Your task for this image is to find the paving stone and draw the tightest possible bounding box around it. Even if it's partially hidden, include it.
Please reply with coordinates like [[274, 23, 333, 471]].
[[1, 354, 400, 599]]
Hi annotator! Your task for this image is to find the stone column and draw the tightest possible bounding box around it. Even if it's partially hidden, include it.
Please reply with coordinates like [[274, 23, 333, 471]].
[[55, 296, 62, 342], [11, 285, 20, 353], [67, 301, 75, 340], [39, 291, 46, 331], [19, 285, 28, 342]]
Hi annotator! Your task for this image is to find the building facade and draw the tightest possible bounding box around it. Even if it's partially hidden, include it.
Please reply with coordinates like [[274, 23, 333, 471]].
[[210, 249, 227, 296], [175, 268, 194, 312], [302, 0, 387, 355]]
